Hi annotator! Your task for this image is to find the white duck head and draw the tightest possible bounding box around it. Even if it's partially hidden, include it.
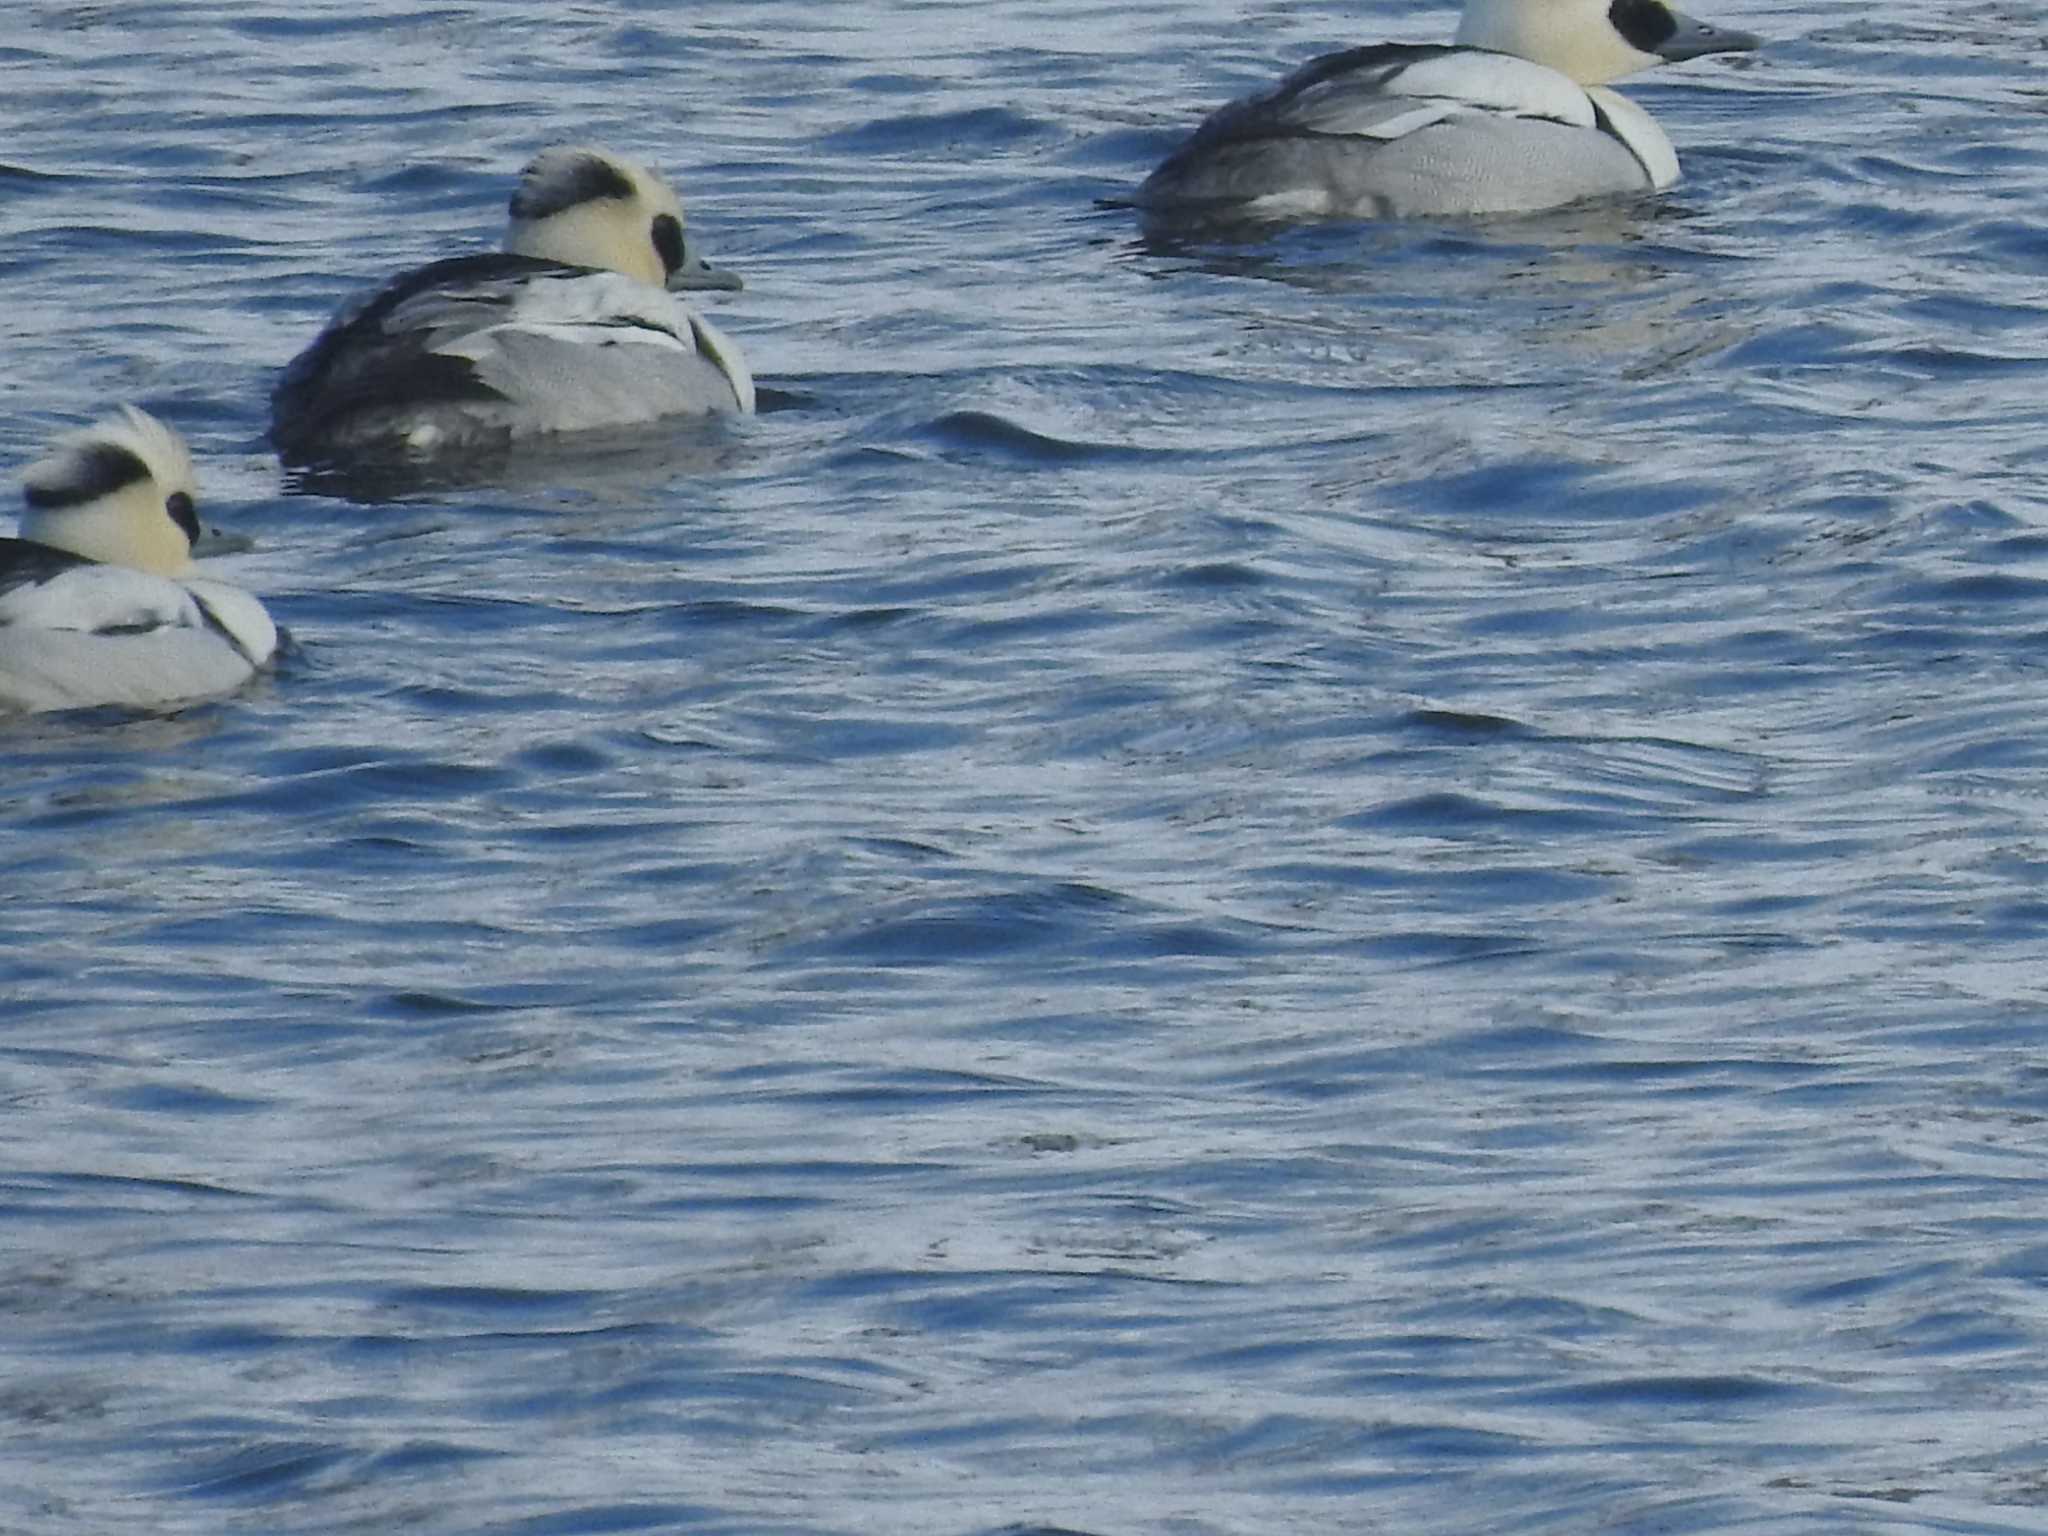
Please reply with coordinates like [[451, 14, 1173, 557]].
[[19, 406, 201, 578], [503, 145, 742, 294], [1456, 0, 1760, 84]]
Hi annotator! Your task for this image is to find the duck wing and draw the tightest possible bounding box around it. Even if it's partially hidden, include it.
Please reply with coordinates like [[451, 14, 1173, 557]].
[[269, 252, 566, 456], [0, 541, 214, 638], [426, 269, 756, 427], [0, 538, 93, 604], [1140, 44, 1637, 221], [0, 543, 274, 713], [271, 254, 750, 456], [1178, 44, 1595, 152]]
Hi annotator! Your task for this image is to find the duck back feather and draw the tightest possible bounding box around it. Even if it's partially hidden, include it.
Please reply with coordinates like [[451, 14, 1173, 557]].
[[0, 539, 276, 715], [271, 253, 751, 459], [1138, 44, 1666, 224]]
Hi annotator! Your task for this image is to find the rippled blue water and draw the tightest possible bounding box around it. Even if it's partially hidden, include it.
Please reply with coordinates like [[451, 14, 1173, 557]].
[[7, 1, 2048, 1531]]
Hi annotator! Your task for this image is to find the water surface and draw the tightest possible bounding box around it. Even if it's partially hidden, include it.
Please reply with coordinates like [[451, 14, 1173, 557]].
[[6, 2, 2048, 1532]]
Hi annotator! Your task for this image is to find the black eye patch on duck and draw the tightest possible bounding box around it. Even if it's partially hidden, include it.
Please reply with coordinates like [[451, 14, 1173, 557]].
[[651, 214, 685, 279], [509, 153, 638, 222], [1609, 0, 1679, 52], [166, 490, 201, 547], [23, 442, 152, 510]]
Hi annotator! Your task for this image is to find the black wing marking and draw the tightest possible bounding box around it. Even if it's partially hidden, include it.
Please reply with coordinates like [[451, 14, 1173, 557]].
[[270, 252, 580, 457], [1168, 44, 1464, 155], [0, 538, 94, 603], [186, 589, 265, 664], [0, 541, 202, 637], [1155, 42, 1599, 166]]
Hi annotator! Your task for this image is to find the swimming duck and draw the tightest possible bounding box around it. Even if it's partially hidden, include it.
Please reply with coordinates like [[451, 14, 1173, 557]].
[[270, 146, 755, 461], [1136, 0, 1761, 226], [1, 407, 278, 715]]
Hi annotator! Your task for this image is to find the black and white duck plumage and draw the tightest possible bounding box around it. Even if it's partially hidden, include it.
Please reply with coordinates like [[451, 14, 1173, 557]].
[[1137, 0, 1760, 227], [1, 407, 277, 715], [271, 146, 755, 462]]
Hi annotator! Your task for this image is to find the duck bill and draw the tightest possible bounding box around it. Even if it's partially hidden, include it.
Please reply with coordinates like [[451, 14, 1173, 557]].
[[190, 524, 255, 558], [667, 257, 744, 293], [1654, 7, 1762, 63]]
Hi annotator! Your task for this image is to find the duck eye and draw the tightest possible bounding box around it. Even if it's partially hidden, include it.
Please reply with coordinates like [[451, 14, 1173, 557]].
[[166, 490, 201, 547], [1608, 0, 1677, 52], [651, 213, 685, 279]]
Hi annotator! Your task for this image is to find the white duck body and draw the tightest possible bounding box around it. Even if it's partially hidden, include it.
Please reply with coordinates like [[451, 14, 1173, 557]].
[[271, 146, 754, 462], [1137, 0, 1759, 225], [0, 408, 277, 716]]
